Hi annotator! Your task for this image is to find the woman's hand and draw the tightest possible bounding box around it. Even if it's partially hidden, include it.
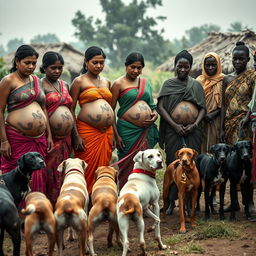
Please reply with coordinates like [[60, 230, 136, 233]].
[[47, 136, 54, 153], [204, 113, 214, 122], [0, 140, 11, 159], [142, 111, 158, 127], [173, 123, 186, 136], [184, 123, 197, 135], [115, 135, 125, 151], [73, 135, 86, 152], [239, 116, 250, 129]]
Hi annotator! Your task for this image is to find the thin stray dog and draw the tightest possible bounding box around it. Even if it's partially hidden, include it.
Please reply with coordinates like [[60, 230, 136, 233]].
[[117, 149, 167, 256], [88, 166, 121, 256], [163, 148, 200, 233], [21, 192, 56, 256]]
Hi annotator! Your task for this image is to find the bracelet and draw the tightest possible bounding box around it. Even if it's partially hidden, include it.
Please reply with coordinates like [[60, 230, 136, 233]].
[[1, 140, 8, 144]]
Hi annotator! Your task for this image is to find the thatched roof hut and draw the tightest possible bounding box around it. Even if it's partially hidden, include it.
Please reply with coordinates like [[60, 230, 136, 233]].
[[157, 30, 256, 77]]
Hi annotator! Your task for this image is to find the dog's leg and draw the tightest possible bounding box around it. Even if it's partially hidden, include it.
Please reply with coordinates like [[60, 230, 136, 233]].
[[0, 228, 5, 256], [196, 183, 202, 212], [79, 221, 87, 256], [6, 224, 21, 256], [118, 214, 130, 256], [162, 168, 173, 218], [178, 189, 186, 233], [24, 229, 33, 256], [219, 181, 226, 220], [230, 181, 238, 221], [191, 189, 198, 228], [210, 186, 217, 214], [57, 228, 64, 256], [136, 216, 146, 255], [88, 206, 99, 256], [204, 182, 211, 220], [241, 181, 251, 219]]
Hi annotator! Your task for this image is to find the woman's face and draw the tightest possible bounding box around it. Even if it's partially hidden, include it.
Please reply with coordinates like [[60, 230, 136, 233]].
[[126, 61, 143, 80], [204, 56, 217, 76], [175, 58, 191, 81], [16, 55, 37, 76], [44, 60, 63, 81], [232, 49, 249, 73], [86, 55, 105, 75]]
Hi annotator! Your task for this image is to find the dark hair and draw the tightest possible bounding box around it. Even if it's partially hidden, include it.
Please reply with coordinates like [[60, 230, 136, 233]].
[[174, 50, 193, 66], [233, 41, 250, 57], [10, 45, 39, 73], [40, 51, 64, 73], [125, 52, 145, 67], [81, 46, 106, 74]]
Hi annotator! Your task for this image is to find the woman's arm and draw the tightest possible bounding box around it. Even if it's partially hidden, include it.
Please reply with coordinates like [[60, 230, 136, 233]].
[[42, 107, 54, 153]]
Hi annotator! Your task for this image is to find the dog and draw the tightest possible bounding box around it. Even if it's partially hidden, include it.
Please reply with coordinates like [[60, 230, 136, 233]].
[[117, 149, 167, 256], [0, 152, 45, 256], [54, 158, 89, 256], [196, 143, 231, 220], [225, 140, 253, 220], [88, 166, 121, 256], [21, 192, 56, 256], [163, 148, 200, 233]]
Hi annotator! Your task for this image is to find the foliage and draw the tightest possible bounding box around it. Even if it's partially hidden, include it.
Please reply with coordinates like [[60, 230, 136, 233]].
[[71, 0, 173, 67], [0, 44, 6, 56], [227, 21, 252, 32], [30, 33, 60, 44], [0, 57, 8, 80], [7, 38, 25, 53], [181, 240, 205, 254]]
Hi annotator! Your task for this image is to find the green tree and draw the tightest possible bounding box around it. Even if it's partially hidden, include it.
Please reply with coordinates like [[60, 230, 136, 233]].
[[30, 33, 60, 44], [227, 21, 251, 32], [7, 38, 25, 53], [0, 44, 5, 56], [0, 57, 8, 80], [72, 0, 173, 67]]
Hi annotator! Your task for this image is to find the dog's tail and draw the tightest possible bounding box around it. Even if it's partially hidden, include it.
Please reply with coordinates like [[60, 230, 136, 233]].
[[119, 194, 142, 216], [21, 203, 36, 215]]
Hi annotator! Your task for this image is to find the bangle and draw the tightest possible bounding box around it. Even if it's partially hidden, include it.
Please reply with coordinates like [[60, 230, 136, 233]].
[[1, 140, 8, 144]]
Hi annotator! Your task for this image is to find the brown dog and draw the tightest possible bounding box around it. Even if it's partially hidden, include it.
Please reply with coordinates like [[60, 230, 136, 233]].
[[88, 166, 121, 256], [163, 148, 200, 233], [21, 192, 56, 256]]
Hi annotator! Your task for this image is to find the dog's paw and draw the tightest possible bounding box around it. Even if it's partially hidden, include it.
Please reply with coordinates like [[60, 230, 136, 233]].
[[179, 228, 186, 234]]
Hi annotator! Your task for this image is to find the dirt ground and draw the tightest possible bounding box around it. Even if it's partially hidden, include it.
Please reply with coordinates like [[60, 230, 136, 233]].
[[3, 186, 256, 256]]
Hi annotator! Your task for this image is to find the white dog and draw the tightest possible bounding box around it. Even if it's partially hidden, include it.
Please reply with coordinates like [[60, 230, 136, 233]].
[[117, 149, 167, 256]]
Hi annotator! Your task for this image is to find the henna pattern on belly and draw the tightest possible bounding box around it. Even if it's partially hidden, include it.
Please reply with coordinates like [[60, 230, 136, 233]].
[[127, 113, 141, 120], [52, 124, 62, 134], [64, 124, 72, 135], [180, 105, 190, 112], [32, 110, 43, 120], [88, 114, 102, 122], [61, 111, 72, 121], [101, 104, 110, 112], [37, 122, 45, 134], [17, 122, 33, 131], [138, 104, 149, 111], [104, 114, 112, 127]]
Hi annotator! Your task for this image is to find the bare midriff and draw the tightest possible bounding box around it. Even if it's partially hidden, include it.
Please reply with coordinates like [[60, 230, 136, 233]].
[[170, 101, 198, 126], [49, 106, 74, 138], [6, 102, 47, 137], [78, 99, 114, 130], [121, 100, 152, 127]]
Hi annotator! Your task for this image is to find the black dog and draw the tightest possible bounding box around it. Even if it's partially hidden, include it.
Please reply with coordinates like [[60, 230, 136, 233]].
[[0, 152, 45, 256], [196, 143, 231, 220], [225, 140, 253, 221]]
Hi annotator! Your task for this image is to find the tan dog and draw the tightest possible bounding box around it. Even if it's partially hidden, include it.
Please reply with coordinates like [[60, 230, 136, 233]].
[[54, 158, 89, 256], [21, 192, 56, 256], [88, 166, 121, 256], [163, 148, 200, 233], [117, 149, 167, 256]]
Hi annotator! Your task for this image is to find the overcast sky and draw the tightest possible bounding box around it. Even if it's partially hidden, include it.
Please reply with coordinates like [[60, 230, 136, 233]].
[[0, 0, 255, 48]]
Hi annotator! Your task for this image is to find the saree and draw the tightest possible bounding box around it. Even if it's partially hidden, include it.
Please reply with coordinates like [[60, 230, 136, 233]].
[[224, 70, 256, 144], [1, 76, 47, 193], [117, 79, 159, 189], [197, 52, 224, 152], [44, 80, 73, 206], [157, 76, 206, 165], [75, 86, 113, 194]]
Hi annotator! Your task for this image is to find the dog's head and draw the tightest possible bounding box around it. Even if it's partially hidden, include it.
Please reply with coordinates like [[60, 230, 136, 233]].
[[17, 152, 45, 179], [175, 147, 198, 168], [57, 158, 88, 176], [133, 149, 163, 171], [210, 143, 232, 164], [234, 140, 253, 160], [94, 166, 117, 183]]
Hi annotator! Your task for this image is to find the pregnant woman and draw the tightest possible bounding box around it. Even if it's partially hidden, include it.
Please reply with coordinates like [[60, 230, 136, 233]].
[[157, 50, 206, 165]]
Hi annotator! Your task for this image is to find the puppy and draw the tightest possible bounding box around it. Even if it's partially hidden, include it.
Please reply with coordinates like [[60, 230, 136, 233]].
[[0, 152, 45, 256], [196, 143, 230, 220], [54, 158, 89, 256], [88, 166, 121, 256], [21, 192, 56, 256], [117, 149, 167, 256], [163, 148, 200, 233]]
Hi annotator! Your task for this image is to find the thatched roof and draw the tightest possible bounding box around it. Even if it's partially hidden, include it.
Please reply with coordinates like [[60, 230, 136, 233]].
[[157, 30, 256, 76]]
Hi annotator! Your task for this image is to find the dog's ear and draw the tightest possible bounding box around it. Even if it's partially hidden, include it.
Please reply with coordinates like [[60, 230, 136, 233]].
[[81, 160, 88, 171], [94, 167, 100, 181], [133, 151, 144, 163], [175, 149, 180, 159], [210, 144, 216, 154], [17, 154, 26, 169], [57, 160, 66, 173], [193, 149, 198, 159]]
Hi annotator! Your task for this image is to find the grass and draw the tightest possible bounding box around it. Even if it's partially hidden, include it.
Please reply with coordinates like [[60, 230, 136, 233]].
[[180, 240, 205, 254]]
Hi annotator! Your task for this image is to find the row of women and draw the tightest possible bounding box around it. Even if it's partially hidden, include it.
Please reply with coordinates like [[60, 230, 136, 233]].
[[0, 42, 255, 210]]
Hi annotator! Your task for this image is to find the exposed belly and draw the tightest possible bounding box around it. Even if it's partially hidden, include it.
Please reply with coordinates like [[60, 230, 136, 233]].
[[171, 101, 198, 126], [78, 99, 114, 130], [6, 102, 47, 137], [49, 106, 74, 138], [121, 100, 152, 127]]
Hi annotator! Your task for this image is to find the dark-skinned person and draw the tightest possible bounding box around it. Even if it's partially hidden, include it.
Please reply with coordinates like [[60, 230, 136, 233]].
[[220, 41, 256, 214], [157, 50, 206, 166], [70, 46, 114, 195], [40, 51, 74, 207], [0, 45, 53, 193], [111, 52, 158, 189]]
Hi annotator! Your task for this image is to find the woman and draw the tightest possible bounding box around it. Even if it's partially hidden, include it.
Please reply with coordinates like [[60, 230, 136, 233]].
[[157, 50, 206, 165], [70, 46, 114, 194], [111, 52, 158, 189], [197, 52, 224, 152], [0, 45, 53, 193], [41, 51, 74, 206]]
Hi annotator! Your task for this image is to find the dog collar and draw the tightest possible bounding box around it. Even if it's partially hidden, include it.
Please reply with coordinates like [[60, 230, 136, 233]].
[[95, 174, 116, 183], [131, 169, 156, 179], [64, 168, 84, 177]]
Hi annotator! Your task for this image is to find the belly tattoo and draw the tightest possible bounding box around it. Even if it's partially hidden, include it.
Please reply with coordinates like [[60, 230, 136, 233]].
[[128, 113, 141, 120], [17, 122, 33, 131], [100, 104, 110, 112], [61, 111, 72, 121], [32, 110, 43, 120], [88, 114, 102, 122]]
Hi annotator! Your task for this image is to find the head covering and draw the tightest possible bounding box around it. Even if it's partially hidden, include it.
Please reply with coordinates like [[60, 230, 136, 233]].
[[197, 52, 224, 112], [174, 50, 193, 66]]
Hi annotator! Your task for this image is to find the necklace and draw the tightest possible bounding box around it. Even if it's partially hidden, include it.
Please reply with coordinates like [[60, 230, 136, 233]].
[[16, 71, 31, 84], [45, 77, 62, 95]]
